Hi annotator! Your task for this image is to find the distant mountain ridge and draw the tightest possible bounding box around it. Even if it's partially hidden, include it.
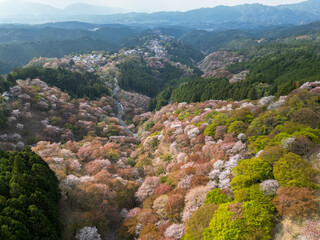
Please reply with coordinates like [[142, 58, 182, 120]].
[[0, 0, 320, 29], [279, 0, 320, 15], [0, 1, 127, 17]]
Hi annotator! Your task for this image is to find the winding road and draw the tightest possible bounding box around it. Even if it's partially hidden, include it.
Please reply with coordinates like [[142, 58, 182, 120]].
[[111, 78, 135, 137]]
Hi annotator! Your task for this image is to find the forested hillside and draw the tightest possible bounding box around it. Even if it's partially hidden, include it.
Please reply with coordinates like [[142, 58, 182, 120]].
[[151, 38, 320, 110], [124, 82, 320, 239], [9, 67, 109, 99], [0, 38, 118, 74], [0, 148, 61, 239], [117, 57, 184, 97]]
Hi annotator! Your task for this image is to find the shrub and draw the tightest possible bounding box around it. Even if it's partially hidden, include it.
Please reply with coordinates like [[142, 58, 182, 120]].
[[178, 111, 190, 121], [154, 184, 172, 195], [176, 134, 189, 148], [149, 122, 164, 134], [214, 125, 227, 140], [228, 121, 247, 135], [165, 175, 178, 188], [160, 176, 168, 184], [290, 126, 320, 144], [286, 89, 317, 110], [287, 136, 314, 156], [75, 226, 101, 240], [300, 220, 320, 240], [140, 224, 161, 240], [230, 108, 254, 124], [231, 158, 273, 191], [184, 203, 219, 240], [182, 186, 211, 222], [247, 111, 278, 137], [145, 121, 155, 131], [273, 187, 317, 218], [204, 124, 217, 137], [127, 157, 136, 167], [203, 203, 240, 240], [142, 196, 158, 210], [153, 195, 169, 219], [273, 153, 318, 188], [204, 111, 219, 122], [50, 116, 62, 125], [184, 166, 196, 175], [118, 218, 138, 240], [136, 155, 152, 169], [191, 175, 210, 187], [164, 224, 185, 239], [136, 177, 160, 203], [177, 175, 193, 190], [238, 201, 273, 240], [164, 194, 185, 222], [104, 149, 121, 161], [161, 154, 172, 162], [291, 108, 319, 128], [233, 184, 275, 212], [205, 189, 230, 204], [259, 146, 285, 165], [250, 135, 271, 153], [204, 113, 228, 137], [203, 201, 273, 240], [137, 209, 159, 226], [260, 180, 280, 196]]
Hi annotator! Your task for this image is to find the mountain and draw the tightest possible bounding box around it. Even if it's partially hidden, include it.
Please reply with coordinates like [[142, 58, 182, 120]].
[[0, 0, 127, 18], [0, 0, 320, 28], [0, 24, 143, 43], [62, 3, 126, 15], [279, 0, 320, 15], [118, 4, 319, 29], [1, 0, 320, 28], [0, 0, 59, 16], [79, 4, 318, 30]]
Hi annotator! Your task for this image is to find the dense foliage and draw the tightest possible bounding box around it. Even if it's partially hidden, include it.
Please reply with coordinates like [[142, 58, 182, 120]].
[[171, 77, 256, 103], [151, 40, 320, 107], [164, 40, 205, 66], [181, 29, 254, 53], [0, 74, 15, 93], [127, 81, 320, 240], [0, 97, 10, 127], [183, 203, 219, 240], [118, 57, 184, 97], [205, 189, 230, 204], [182, 22, 320, 52], [0, 148, 61, 239], [203, 201, 273, 240], [9, 67, 109, 99], [0, 38, 118, 74]]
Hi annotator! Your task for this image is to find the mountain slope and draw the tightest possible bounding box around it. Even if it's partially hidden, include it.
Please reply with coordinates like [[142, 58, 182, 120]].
[[0, 0, 60, 16], [0, 0, 320, 28], [121, 81, 320, 240], [93, 4, 318, 29], [279, 0, 320, 15], [62, 3, 126, 15], [0, 0, 126, 17]]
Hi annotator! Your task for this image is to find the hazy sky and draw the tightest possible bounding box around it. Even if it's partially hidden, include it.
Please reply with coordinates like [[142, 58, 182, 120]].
[[0, 0, 307, 12]]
